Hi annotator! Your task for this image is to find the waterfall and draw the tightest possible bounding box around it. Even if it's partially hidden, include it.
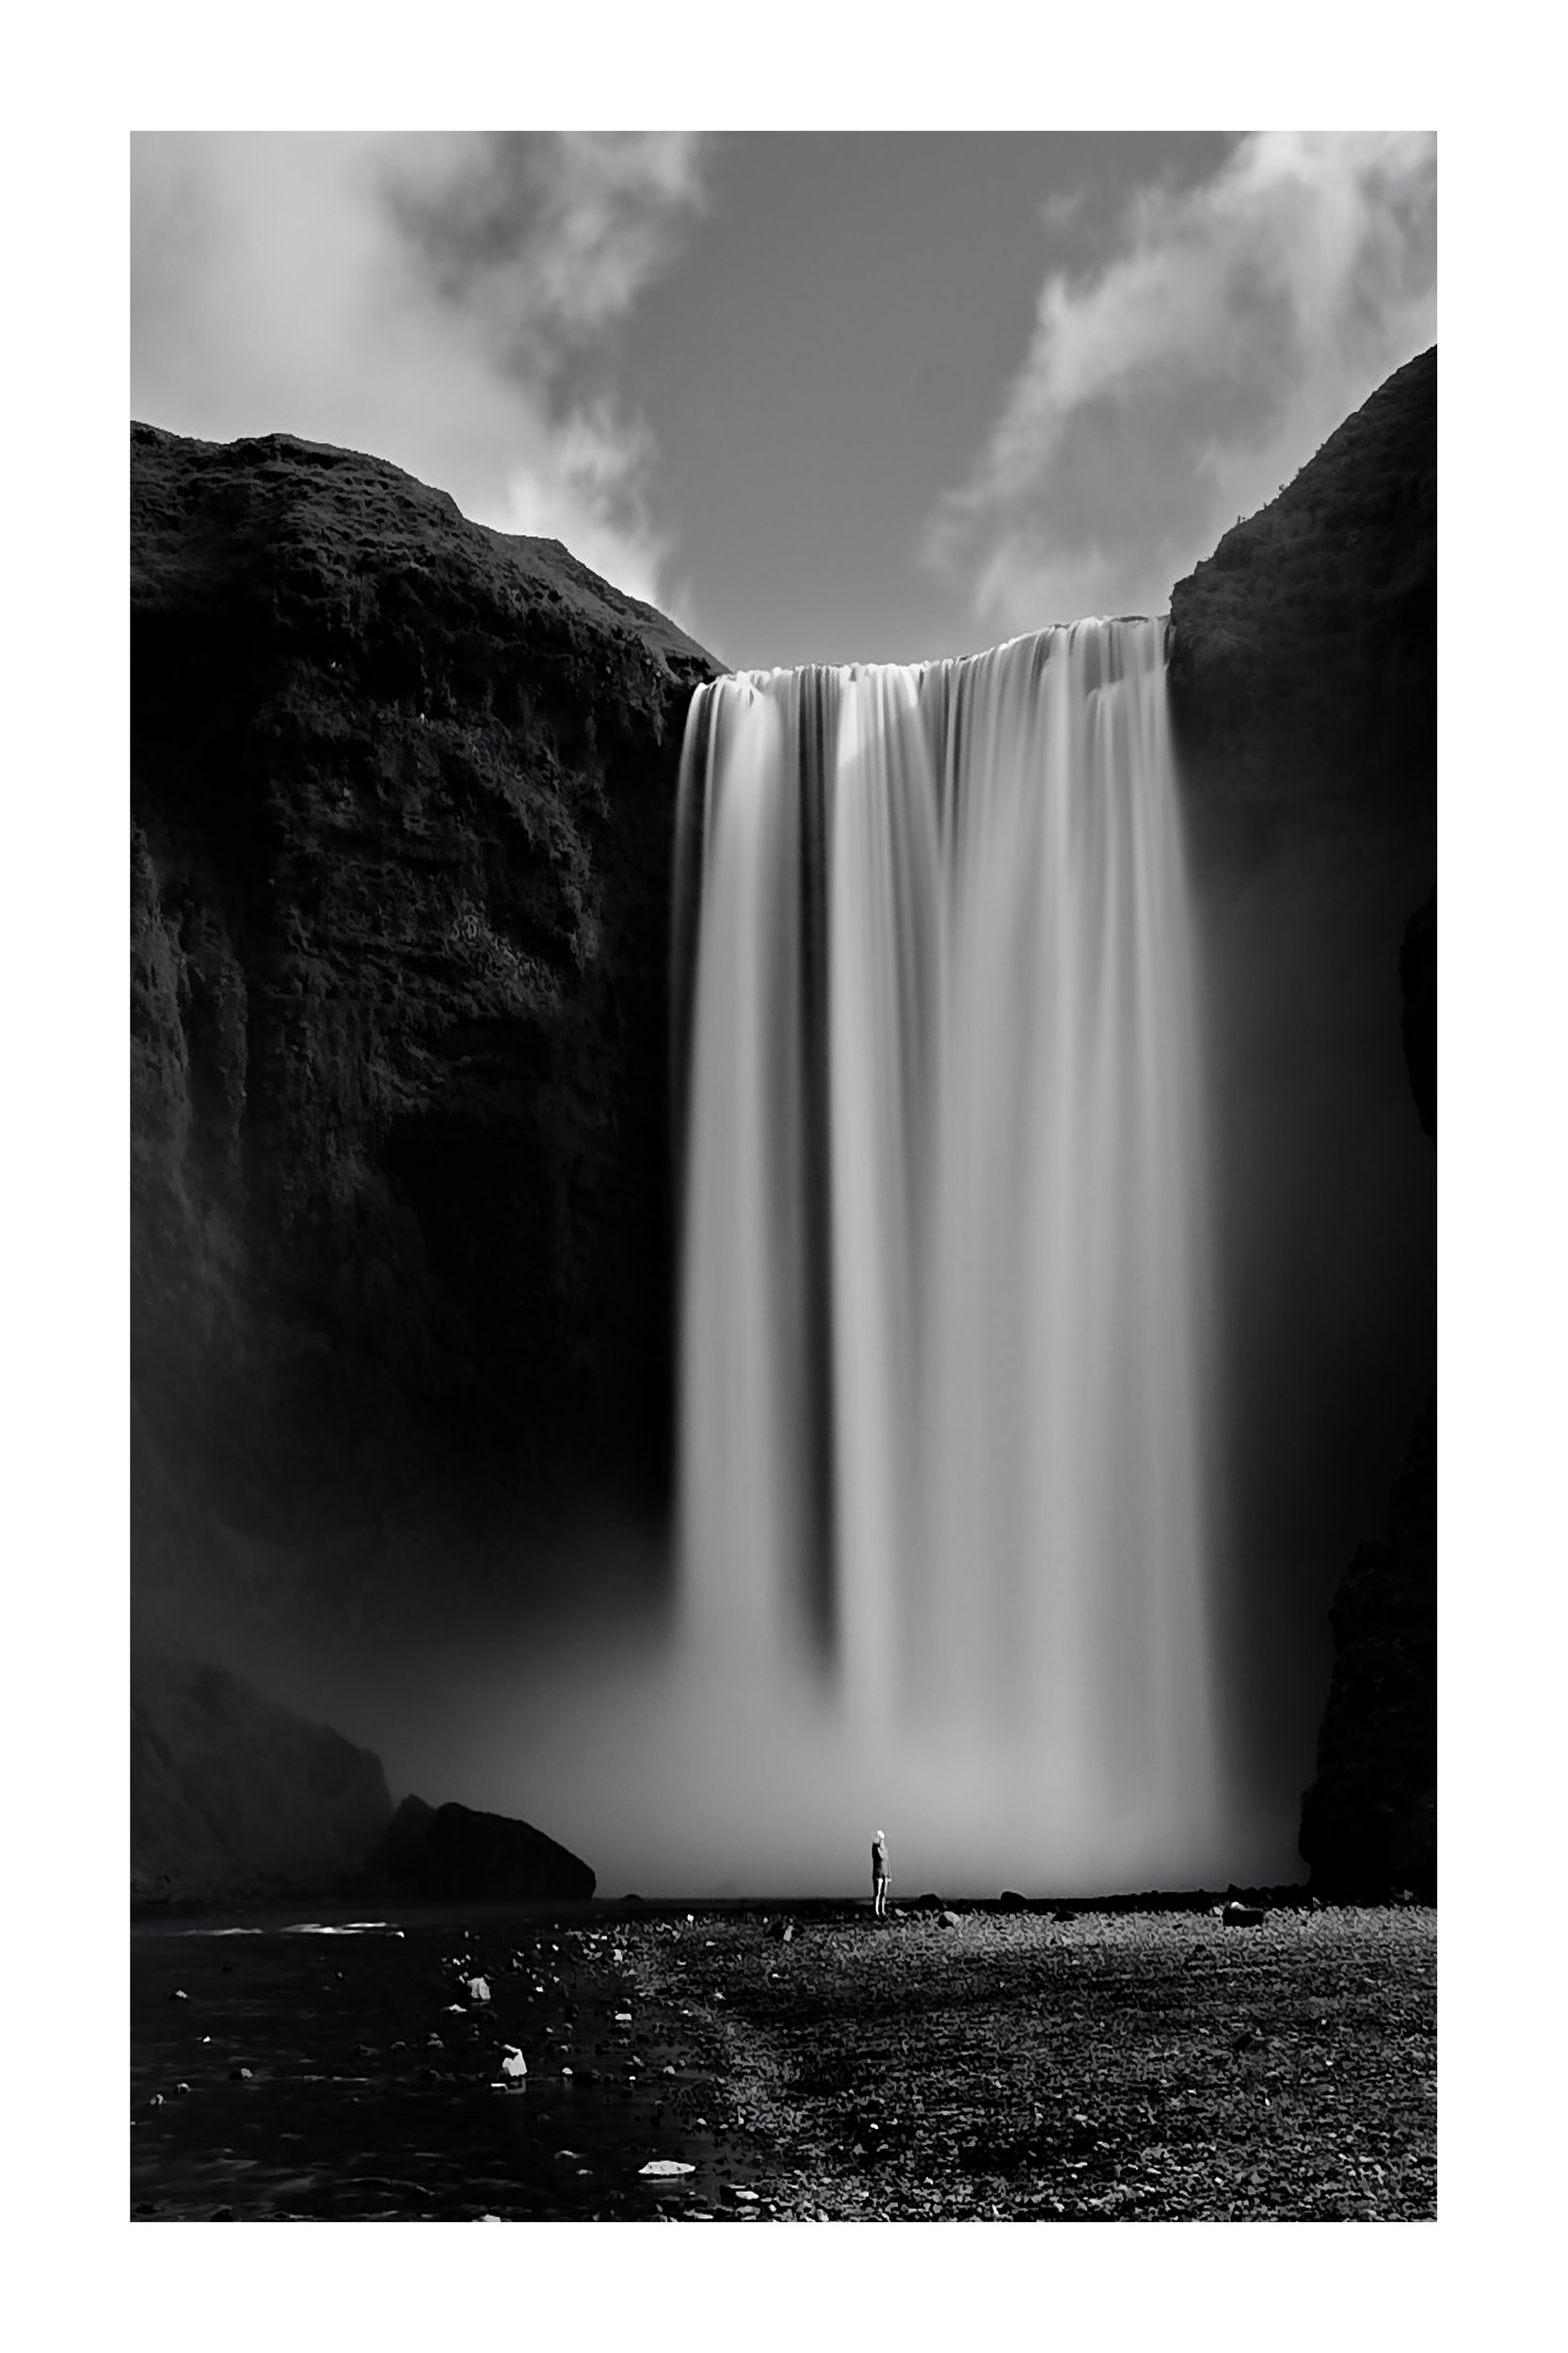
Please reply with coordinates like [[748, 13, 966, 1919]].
[[672, 618, 1231, 1891]]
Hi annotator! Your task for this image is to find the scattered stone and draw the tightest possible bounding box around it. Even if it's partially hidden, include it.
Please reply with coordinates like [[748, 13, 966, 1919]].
[[639, 2160, 696, 2176], [147, 2093, 164, 2107], [168, 1990, 188, 2003], [465, 1977, 490, 2004], [1223, 1902, 1266, 1929], [500, 2046, 527, 2079], [228, 2066, 253, 2081], [614, 2010, 633, 2025], [174, 2081, 191, 2096], [937, 1910, 962, 1929], [723, 2185, 760, 2204], [767, 1919, 795, 1942]]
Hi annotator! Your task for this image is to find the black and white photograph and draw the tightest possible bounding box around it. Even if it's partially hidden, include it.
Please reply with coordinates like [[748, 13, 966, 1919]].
[[120, 119, 1444, 2245]]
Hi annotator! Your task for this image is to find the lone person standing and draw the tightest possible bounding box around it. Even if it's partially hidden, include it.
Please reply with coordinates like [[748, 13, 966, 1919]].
[[872, 1830, 890, 1918]]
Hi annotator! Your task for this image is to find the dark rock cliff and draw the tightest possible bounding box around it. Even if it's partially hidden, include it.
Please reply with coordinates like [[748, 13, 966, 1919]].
[[132, 424, 720, 1626], [1169, 345, 1435, 834], [133, 1646, 394, 1900], [1298, 1385, 1437, 1898], [1297, 888, 1437, 1898], [1169, 351, 1435, 1887]]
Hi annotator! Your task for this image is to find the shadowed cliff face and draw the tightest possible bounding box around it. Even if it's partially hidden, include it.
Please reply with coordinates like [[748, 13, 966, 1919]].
[[1168, 350, 1436, 1871], [1169, 345, 1435, 833], [132, 423, 720, 1656]]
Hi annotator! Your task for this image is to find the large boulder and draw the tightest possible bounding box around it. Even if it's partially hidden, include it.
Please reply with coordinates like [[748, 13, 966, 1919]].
[[132, 421, 720, 1634], [381, 1796, 596, 1901], [132, 1646, 392, 1900]]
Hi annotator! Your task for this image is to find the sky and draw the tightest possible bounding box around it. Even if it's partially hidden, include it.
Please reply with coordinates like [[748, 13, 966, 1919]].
[[130, 130, 1436, 671]]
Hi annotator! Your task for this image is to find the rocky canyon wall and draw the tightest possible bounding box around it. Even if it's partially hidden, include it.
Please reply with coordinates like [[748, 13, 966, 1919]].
[[132, 424, 719, 1657], [1169, 348, 1436, 1892]]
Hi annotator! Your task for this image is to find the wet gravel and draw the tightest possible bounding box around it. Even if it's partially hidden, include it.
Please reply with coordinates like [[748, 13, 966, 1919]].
[[131, 1898, 1434, 2222]]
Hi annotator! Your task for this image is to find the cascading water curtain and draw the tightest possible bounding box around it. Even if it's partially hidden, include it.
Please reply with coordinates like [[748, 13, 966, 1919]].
[[673, 619, 1228, 1884]]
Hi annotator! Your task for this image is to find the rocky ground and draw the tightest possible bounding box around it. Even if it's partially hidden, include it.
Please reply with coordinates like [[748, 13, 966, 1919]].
[[131, 1898, 1434, 2222]]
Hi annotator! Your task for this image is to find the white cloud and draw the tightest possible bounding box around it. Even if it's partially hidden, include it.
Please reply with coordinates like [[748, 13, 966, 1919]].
[[922, 132, 1437, 632], [130, 132, 707, 615], [492, 401, 675, 609]]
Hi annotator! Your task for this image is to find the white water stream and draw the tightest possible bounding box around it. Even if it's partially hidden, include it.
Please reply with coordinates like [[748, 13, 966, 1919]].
[[671, 620, 1232, 1889]]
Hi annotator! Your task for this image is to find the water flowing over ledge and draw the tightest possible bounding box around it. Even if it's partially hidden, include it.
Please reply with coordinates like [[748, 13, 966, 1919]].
[[671, 620, 1235, 1891]]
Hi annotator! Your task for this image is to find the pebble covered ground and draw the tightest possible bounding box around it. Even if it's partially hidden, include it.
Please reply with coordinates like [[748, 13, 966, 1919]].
[[131, 1900, 1434, 2222]]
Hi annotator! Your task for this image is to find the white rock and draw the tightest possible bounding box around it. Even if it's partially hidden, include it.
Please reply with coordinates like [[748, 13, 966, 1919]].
[[639, 2160, 696, 2176], [465, 1977, 491, 2004], [500, 2047, 527, 2079]]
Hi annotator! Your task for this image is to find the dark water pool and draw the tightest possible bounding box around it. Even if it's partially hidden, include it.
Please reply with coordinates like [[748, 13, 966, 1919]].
[[131, 1904, 759, 2221]]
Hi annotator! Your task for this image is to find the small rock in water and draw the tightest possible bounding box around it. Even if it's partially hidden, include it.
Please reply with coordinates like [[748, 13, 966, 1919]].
[[465, 1977, 490, 2004], [174, 2082, 191, 2096], [639, 2160, 696, 2176], [446, 2004, 467, 2014], [168, 1990, 188, 2003], [147, 2093, 164, 2107], [614, 2010, 633, 2025], [724, 2185, 760, 2204], [228, 2066, 253, 2081], [500, 2047, 528, 2079]]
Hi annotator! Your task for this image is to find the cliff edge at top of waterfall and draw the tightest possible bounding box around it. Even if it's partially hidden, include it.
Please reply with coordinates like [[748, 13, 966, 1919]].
[[1167, 345, 1435, 822], [131, 420, 717, 685]]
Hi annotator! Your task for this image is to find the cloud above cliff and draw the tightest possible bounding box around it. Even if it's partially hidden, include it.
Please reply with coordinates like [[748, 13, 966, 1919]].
[[131, 132, 707, 610], [920, 132, 1437, 630]]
